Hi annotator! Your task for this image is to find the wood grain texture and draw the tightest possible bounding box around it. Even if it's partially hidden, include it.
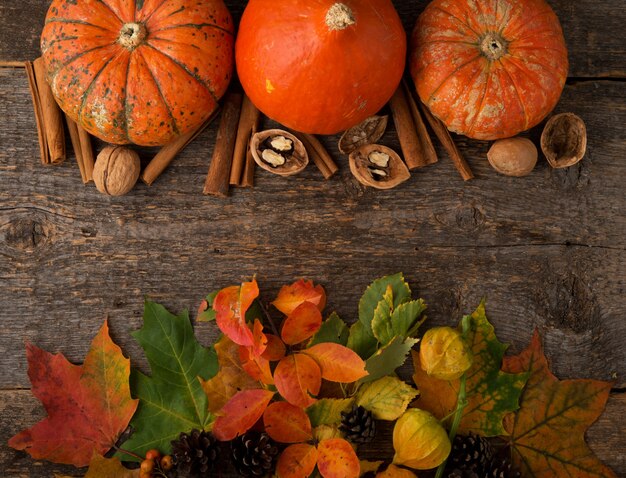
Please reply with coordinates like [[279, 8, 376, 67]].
[[1, 0, 625, 78]]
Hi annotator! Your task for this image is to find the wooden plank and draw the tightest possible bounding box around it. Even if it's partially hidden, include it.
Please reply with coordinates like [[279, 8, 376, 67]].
[[0, 389, 624, 477], [1, 0, 624, 78]]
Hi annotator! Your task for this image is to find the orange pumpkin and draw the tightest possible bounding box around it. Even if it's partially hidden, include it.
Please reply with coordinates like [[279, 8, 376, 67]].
[[236, 1, 407, 135], [41, 0, 234, 146], [410, 0, 568, 140]]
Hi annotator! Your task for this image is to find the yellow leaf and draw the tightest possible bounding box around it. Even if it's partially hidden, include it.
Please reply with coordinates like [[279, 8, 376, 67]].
[[377, 464, 418, 478], [356, 376, 418, 421], [84, 454, 139, 478]]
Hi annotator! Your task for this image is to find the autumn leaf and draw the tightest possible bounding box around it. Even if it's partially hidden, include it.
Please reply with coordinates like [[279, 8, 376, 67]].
[[317, 438, 360, 478], [84, 454, 139, 478], [502, 330, 616, 478], [119, 301, 217, 458], [281, 301, 323, 345], [412, 303, 528, 436], [239, 345, 274, 384], [252, 318, 268, 356], [309, 312, 349, 347], [213, 279, 260, 346], [197, 290, 219, 322], [360, 336, 418, 385], [9, 321, 137, 467], [264, 402, 313, 443], [360, 461, 384, 476], [273, 279, 326, 315], [201, 336, 260, 413], [262, 334, 287, 361], [304, 343, 368, 383], [356, 377, 418, 421], [277, 443, 319, 478], [376, 464, 418, 478], [212, 389, 275, 441], [274, 353, 322, 408], [306, 398, 354, 427]]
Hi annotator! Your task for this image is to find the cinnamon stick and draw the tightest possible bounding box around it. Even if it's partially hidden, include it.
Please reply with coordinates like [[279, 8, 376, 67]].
[[77, 125, 94, 182], [293, 132, 338, 179], [241, 146, 256, 188], [142, 111, 218, 186], [28, 58, 66, 164], [203, 92, 243, 197], [389, 85, 426, 170], [402, 80, 438, 167], [419, 101, 474, 181], [65, 115, 85, 182], [230, 95, 261, 186]]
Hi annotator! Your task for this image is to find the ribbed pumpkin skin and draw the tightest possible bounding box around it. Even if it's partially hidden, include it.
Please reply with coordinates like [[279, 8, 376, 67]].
[[410, 0, 568, 140], [41, 0, 234, 146], [235, 0, 407, 135]]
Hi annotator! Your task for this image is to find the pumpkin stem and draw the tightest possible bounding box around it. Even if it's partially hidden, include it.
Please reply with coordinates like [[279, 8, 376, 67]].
[[479, 33, 508, 61], [325, 3, 355, 31], [118, 23, 147, 51]]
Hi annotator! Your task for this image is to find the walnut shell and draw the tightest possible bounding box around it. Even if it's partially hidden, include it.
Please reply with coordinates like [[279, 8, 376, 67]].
[[541, 113, 587, 168], [349, 144, 410, 190], [251, 129, 308, 176], [487, 137, 538, 177], [339, 115, 388, 154], [93, 146, 140, 196]]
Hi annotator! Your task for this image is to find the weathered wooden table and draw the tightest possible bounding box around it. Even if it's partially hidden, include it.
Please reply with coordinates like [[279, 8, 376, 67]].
[[1, 0, 625, 476]]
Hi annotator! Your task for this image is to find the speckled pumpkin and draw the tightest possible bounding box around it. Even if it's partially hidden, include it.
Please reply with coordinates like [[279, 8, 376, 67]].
[[41, 0, 234, 146], [410, 0, 568, 140]]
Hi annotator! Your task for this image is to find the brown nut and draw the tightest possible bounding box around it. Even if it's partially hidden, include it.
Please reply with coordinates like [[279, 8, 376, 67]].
[[487, 137, 538, 177], [541, 113, 587, 168], [251, 129, 308, 176], [93, 146, 140, 196], [349, 144, 410, 189], [339, 115, 388, 154]]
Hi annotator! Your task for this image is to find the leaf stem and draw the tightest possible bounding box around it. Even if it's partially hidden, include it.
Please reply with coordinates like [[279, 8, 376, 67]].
[[114, 445, 144, 461], [434, 315, 471, 478], [259, 300, 280, 337]]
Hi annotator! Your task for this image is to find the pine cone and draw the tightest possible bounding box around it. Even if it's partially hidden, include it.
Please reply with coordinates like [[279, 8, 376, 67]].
[[448, 433, 493, 472], [448, 469, 480, 478], [340, 405, 376, 444], [485, 455, 521, 478], [171, 429, 219, 477], [231, 431, 279, 477]]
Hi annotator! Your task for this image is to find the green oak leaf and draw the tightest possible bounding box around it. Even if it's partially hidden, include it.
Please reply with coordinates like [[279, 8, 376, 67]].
[[356, 376, 418, 421], [120, 300, 218, 458], [359, 273, 411, 334], [359, 336, 418, 385], [347, 321, 378, 359], [309, 312, 349, 347], [306, 398, 354, 427]]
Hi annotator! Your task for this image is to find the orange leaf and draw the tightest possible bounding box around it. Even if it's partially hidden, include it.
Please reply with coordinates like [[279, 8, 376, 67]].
[[213, 279, 259, 346], [252, 318, 268, 356], [8, 321, 138, 467], [376, 464, 418, 478], [263, 402, 313, 443], [304, 343, 368, 383], [317, 438, 360, 478], [84, 454, 140, 478], [239, 345, 274, 385], [502, 330, 616, 478], [212, 389, 274, 441], [281, 301, 323, 345], [262, 334, 287, 361], [273, 279, 326, 315], [201, 336, 260, 413], [274, 353, 321, 408], [411, 350, 459, 419], [276, 443, 318, 478]]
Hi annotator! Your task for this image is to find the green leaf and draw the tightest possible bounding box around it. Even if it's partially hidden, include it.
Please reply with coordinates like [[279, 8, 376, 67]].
[[359, 273, 411, 334], [306, 398, 354, 427], [356, 377, 418, 421], [347, 321, 378, 359], [371, 288, 394, 345], [120, 301, 218, 459], [392, 300, 426, 339], [246, 299, 264, 324], [197, 290, 219, 322], [309, 312, 349, 347], [359, 336, 418, 385]]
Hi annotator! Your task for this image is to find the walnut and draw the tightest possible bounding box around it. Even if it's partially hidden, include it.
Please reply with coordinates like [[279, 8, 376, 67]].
[[541, 113, 587, 168], [349, 144, 410, 189], [251, 129, 308, 176], [93, 146, 141, 196], [487, 137, 538, 177], [338, 115, 388, 154]]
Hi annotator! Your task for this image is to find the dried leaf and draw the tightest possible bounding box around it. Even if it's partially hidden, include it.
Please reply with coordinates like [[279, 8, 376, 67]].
[[360, 336, 418, 385], [9, 321, 138, 467], [313, 424, 343, 441], [239, 345, 274, 384], [309, 312, 349, 347], [262, 334, 287, 361], [281, 301, 323, 345], [376, 464, 418, 478], [213, 279, 260, 346], [502, 331, 616, 478], [306, 398, 354, 427], [356, 377, 418, 421], [277, 443, 318, 478], [412, 303, 528, 436], [317, 438, 360, 478], [252, 318, 268, 356], [273, 279, 326, 315], [274, 353, 322, 408], [212, 389, 275, 441], [84, 454, 139, 478], [201, 336, 260, 413], [304, 343, 368, 383], [360, 460, 384, 476], [264, 402, 313, 443]]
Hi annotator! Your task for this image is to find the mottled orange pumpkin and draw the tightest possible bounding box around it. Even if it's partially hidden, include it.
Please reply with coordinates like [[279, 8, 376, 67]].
[[410, 0, 568, 140], [236, 0, 407, 135], [41, 0, 234, 146]]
